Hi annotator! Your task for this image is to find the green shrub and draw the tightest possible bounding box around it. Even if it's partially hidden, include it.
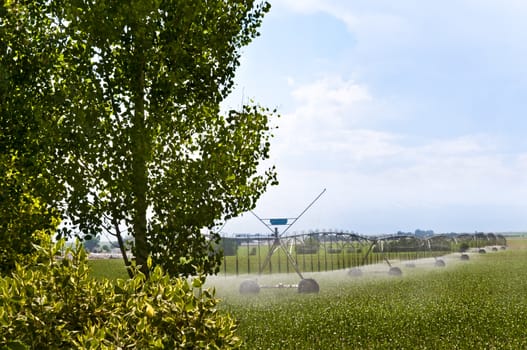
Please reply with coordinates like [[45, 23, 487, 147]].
[[459, 242, 470, 252], [0, 236, 241, 349]]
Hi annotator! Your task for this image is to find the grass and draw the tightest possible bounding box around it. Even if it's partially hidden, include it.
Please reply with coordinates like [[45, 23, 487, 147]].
[[88, 258, 127, 280], [89, 238, 527, 349]]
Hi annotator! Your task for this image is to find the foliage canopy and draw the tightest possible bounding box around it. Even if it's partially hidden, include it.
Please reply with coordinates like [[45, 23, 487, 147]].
[[1, 0, 276, 277], [0, 2, 63, 273]]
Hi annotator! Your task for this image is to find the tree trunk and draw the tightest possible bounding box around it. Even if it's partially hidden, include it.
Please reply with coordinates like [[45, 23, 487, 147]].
[[131, 51, 150, 277], [113, 216, 134, 279]]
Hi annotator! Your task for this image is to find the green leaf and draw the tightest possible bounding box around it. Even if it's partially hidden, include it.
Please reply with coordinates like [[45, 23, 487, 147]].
[[192, 277, 203, 289], [5, 341, 30, 350]]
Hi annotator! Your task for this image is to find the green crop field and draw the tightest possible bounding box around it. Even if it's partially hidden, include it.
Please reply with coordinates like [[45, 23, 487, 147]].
[[89, 237, 527, 349], [88, 258, 128, 280], [212, 238, 527, 349]]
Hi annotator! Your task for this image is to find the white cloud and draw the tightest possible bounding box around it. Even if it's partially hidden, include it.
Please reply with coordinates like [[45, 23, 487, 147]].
[[278, 76, 372, 135], [263, 74, 527, 222], [279, 0, 527, 69], [279, 0, 414, 40], [278, 0, 332, 14], [292, 76, 371, 108]]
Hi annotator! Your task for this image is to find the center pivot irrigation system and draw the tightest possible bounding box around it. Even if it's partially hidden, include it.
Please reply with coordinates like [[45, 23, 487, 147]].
[[239, 189, 327, 294]]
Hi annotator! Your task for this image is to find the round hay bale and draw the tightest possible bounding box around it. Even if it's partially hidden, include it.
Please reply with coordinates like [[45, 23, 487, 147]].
[[434, 259, 446, 267], [348, 267, 363, 277], [460, 253, 470, 261], [388, 266, 402, 276], [298, 278, 320, 294], [239, 279, 260, 294], [479, 248, 486, 254]]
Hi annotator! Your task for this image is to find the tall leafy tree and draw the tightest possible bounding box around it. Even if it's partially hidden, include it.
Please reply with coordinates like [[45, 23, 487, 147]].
[[2, 1, 277, 277], [0, 2, 63, 273]]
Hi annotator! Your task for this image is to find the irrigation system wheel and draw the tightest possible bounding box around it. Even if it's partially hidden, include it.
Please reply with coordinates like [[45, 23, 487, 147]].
[[239, 279, 260, 294], [388, 267, 403, 276], [434, 258, 446, 267], [298, 278, 320, 293], [348, 267, 363, 278]]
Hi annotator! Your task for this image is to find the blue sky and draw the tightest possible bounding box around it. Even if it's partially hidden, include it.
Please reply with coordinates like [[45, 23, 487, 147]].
[[221, 0, 527, 236]]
